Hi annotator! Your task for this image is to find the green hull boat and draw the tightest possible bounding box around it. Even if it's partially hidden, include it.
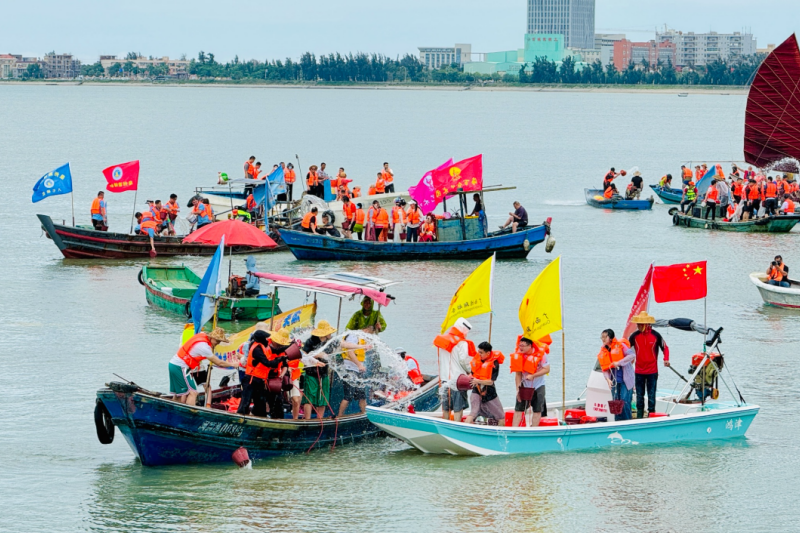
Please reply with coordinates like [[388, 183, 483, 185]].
[[670, 207, 800, 233], [139, 265, 280, 321]]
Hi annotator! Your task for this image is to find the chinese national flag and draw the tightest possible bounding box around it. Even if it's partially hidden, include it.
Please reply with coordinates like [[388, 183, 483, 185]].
[[652, 261, 707, 303], [102, 160, 140, 193]]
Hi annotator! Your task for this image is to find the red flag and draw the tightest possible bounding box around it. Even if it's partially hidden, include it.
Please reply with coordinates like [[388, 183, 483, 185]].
[[103, 160, 140, 193], [652, 261, 707, 303], [430, 154, 483, 203], [623, 264, 653, 339]]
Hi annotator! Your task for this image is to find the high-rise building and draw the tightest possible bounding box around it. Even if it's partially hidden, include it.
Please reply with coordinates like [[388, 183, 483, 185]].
[[527, 0, 595, 50], [656, 29, 756, 67]]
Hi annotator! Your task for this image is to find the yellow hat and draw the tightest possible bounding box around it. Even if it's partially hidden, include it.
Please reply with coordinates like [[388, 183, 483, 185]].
[[311, 320, 337, 337], [208, 327, 230, 343], [269, 327, 292, 346], [630, 311, 655, 324]]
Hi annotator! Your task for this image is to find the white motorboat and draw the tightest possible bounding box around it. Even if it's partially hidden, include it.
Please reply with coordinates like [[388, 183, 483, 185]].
[[749, 272, 800, 309]]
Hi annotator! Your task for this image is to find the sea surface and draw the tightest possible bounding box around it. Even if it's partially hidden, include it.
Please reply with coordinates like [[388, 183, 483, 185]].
[[1, 85, 797, 532]]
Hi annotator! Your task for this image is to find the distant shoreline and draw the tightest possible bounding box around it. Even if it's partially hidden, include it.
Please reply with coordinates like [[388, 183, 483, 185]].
[[0, 80, 749, 95]]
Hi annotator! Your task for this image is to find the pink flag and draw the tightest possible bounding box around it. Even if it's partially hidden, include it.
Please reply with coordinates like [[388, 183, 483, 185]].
[[103, 160, 140, 193], [623, 264, 654, 339], [409, 159, 453, 215]]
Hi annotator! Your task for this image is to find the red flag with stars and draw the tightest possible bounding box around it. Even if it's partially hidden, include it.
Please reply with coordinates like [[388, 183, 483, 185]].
[[102, 160, 140, 193], [652, 261, 707, 303]]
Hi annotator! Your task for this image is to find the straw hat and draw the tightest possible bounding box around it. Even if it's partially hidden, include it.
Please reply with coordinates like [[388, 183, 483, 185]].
[[630, 311, 655, 324], [208, 327, 230, 343], [269, 327, 292, 346], [633, 170, 641, 177], [311, 320, 337, 337]]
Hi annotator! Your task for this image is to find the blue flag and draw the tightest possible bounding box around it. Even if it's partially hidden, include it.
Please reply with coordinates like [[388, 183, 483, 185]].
[[32, 163, 73, 203], [267, 166, 286, 195], [190, 236, 225, 333]]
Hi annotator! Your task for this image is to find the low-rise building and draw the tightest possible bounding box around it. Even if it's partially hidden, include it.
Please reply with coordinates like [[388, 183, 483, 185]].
[[656, 29, 756, 67], [15, 56, 40, 78], [0, 54, 16, 79], [99, 55, 190, 77], [42, 52, 80, 78], [465, 34, 580, 76], [613, 40, 676, 71], [418, 44, 472, 69]]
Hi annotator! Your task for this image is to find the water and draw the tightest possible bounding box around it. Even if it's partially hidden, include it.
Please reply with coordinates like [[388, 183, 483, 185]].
[[1, 85, 797, 532]]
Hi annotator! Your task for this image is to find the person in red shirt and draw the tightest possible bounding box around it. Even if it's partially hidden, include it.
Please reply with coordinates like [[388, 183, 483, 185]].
[[628, 312, 670, 418]]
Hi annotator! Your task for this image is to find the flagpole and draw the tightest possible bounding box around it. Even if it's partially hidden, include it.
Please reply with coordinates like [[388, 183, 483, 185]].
[[70, 191, 75, 227], [488, 253, 496, 343], [560, 257, 565, 422], [129, 189, 138, 234]]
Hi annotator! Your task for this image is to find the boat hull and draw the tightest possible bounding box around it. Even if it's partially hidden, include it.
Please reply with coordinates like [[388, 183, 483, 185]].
[[585, 189, 654, 210], [277, 225, 550, 261], [650, 185, 683, 204], [672, 212, 800, 232], [38, 214, 275, 259], [367, 402, 759, 456], [749, 272, 800, 308], [98, 379, 440, 466]]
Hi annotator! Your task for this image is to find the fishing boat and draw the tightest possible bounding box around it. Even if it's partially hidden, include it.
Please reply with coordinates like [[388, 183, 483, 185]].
[[584, 189, 654, 210], [95, 272, 442, 466], [649, 185, 683, 204], [138, 264, 280, 321], [669, 207, 800, 232], [749, 272, 800, 309], [368, 317, 758, 456], [38, 214, 276, 259]]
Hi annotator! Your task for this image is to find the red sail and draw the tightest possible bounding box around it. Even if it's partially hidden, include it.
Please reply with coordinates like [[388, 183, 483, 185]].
[[744, 34, 800, 169]]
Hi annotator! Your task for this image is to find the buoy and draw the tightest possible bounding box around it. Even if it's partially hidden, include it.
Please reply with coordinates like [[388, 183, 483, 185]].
[[232, 446, 250, 468], [545, 236, 556, 253], [523, 239, 530, 251]]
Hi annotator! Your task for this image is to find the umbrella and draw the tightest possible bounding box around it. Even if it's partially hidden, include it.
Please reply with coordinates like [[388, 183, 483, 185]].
[[182, 219, 278, 248]]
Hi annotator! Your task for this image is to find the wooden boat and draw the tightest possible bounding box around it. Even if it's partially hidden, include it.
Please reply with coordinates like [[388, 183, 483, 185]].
[[649, 185, 683, 204], [749, 272, 800, 309], [585, 188, 654, 210], [38, 214, 276, 259], [97, 376, 440, 466], [139, 264, 280, 321], [669, 207, 800, 232]]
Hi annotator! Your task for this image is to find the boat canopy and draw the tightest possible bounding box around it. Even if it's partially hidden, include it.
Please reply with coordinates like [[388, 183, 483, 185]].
[[254, 272, 398, 306], [652, 317, 721, 346], [744, 33, 800, 170]]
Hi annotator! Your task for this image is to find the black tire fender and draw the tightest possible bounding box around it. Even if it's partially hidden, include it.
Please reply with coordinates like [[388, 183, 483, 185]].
[[323, 209, 336, 225], [94, 399, 115, 445], [185, 301, 192, 318], [672, 213, 679, 226], [137, 268, 145, 286]]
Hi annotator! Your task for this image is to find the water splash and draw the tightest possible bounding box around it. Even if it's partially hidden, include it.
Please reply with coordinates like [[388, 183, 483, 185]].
[[763, 157, 800, 174]]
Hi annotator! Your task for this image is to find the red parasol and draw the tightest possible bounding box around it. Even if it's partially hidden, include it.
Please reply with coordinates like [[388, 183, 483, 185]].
[[182, 219, 278, 248]]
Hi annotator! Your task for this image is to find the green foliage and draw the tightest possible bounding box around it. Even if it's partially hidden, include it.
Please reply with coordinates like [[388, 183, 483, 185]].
[[23, 63, 43, 79], [80, 61, 105, 77]]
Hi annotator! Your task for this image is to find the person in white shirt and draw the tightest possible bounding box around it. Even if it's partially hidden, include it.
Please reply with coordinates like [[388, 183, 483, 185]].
[[437, 318, 474, 422]]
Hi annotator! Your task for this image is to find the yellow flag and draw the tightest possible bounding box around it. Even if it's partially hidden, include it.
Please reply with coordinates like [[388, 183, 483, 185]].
[[518, 256, 563, 339], [441, 255, 495, 333]]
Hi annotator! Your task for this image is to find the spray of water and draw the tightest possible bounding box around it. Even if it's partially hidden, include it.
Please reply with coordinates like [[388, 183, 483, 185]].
[[763, 157, 800, 174]]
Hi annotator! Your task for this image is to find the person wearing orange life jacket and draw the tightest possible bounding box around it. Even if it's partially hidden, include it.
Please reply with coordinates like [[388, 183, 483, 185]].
[[90, 191, 108, 231], [681, 165, 693, 184], [391, 198, 406, 242], [780, 194, 797, 215], [301, 207, 319, 234], [405, 201, 422, 242], [732, 177, 744, 204], [433, 318, 476, 422], [191, 197, 212, 229], [703, 180, 720, 221], [351, 186, 361, 199], [353, 203, 366, 240], [767, 255, 790, 288], [763, 176, 779, 216], [245, 192, 259, 223], [603, 183, 618, 200], [374, 172, 386, 195], [168, 327, 237, 406], [464, 341, 506, 425], [688, 352, 725, 401], [368, 200, 389, 242], [597, 328, 635, 421], [165, 194, 180, 233], [306, 165, 321, 198], [394, 348, 424, 388], [341, 195, 357, 239], [244, 156, 256, 179], [744, 178, 761, 220], [134, 212, 158, 254], [283, 162, 296, 202], [381, 162, 395, 193], [237, 329, 290, 417], [420, 214, 437, 242], [602, 167, 618, 190], [510, 335, 551, 427]]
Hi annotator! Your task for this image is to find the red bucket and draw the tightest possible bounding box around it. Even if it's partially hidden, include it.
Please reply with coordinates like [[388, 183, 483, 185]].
[[538, 417, 559, 426], [505, 411, 526, 427], [607, 399, 625, 415], [456, 374, 472, 391], [284, 342, 302, 361], [231, 446, 250, 468]]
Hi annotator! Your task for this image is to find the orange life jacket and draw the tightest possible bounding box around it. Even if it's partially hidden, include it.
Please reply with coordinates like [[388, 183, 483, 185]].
[[405, 355, 424, 385], [343, 202, 356, 220], [732, 182, 744, 196], [352, 187, 361, 198], [246, 162, 255, 179], [470, 351, 505, 381], [374, 208, 389, 226], [375, 178, 386, 194], [597, 338, 631, 372], [769, 266, 783, 280], [245, 341, 270, 380], [392, 206, 405, 224], [783, 199, 796, 213], [166, 200, 180, 216], [747, 185, 760, 200], [695, 169, 703, 181], [726, 204, 736, 218], [705, 186, 719, 202], [141, 210, 155, 223], [421, 221, 435, 235], [289, 358, 301, 381], [307, 171, 319, 187], [246, 194, 257, 211], [508, 335, 549, 374], [433, 327, 477, 358], [91, 197, 105, 216], [140, 220, 158, 232], [285, 169, 296, 184], [301, 212, 316, 229], [381, 170, 393, 184], [683, 168, 693, 179], [765, 182, 778, 198], [406, 208, 421, 225], [176, 333, 211, 370], [252, 167, 261, 180], [603, 187, 614, 199], [355, 209, 365, 225]]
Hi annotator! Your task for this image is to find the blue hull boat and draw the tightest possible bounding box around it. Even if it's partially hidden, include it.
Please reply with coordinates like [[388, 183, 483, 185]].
[[585, 188, 654, 210], [367, 398, 758, 456], [277, 224, 552, 261], [650, 185, 683, 204], [96, 377, 440, 466]]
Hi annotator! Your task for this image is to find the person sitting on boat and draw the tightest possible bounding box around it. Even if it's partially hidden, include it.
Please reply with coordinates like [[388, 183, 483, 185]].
[[351, 186, 362, 199], [509, 335, 551, 427], [744, 178, 761, 220], [405, 201, 422, 242], [628, 312, 669, 419], [342, 196, 356, 239], [346, 296, 387, 334], [464, 341, 505, 426], [703, 180, 720, 221], [90, 191, 108, 231], [391, 198, 406, 242], [420, 214, 437, 242], [767, 255, 790, 288], [301, 207, 319, 234], [395, 348, 424, 388], [434, 318, 475, 423], [603, 167, 618, 190], [603, 183, 619, 200], [500, 201, 528, 233], [680, 181, 697, 214], [597, 329, 635, 421], [243, 256, 260, 296], [763, 176, 780, 216], [134, 212, 158, 254], [353, 203, 366, 240], [169, 327, 238, 407], [626, 170, 644, 200], [688, 353, 724, 401], [318, 214, 342, 238], [780, 194, 796, 215], [658, 174, 672, 189]]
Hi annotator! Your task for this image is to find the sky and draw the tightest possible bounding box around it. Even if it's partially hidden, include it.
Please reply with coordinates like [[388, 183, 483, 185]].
[[3, 0, 798, 63]]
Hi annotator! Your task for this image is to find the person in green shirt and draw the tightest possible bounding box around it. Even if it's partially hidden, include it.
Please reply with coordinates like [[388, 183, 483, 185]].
[[345, 296, 387, 333]]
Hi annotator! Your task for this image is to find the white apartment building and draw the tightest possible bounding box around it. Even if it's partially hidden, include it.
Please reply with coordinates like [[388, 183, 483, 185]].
[[99, 55, 190, 77], [527, 0, 595, 50], [418, 44, 472, 69], [656, 29, 756, 67]]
